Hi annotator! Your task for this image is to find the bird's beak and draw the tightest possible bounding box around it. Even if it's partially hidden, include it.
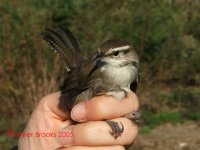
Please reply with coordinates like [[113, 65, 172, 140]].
[[95, 52, 105, 59]]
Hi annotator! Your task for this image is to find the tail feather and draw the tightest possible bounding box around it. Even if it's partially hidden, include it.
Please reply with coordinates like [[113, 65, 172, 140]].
[[41, 27, 83, 70], [57, 27, 80, 53]]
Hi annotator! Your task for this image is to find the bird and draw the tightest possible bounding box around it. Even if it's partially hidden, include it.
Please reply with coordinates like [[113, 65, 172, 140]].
[[40, 26, 140, 139]]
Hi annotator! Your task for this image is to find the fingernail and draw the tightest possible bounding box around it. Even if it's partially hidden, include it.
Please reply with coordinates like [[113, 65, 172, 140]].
[[56, 126, 73, 146], [71, 102, 86, 122]]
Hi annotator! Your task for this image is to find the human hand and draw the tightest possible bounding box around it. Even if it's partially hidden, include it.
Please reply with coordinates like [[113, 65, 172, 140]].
[[18, 92, 139, 150]]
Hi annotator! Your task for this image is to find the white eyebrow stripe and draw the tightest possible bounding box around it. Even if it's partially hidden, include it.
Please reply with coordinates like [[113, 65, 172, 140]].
[[112, 45, 130, 51], [107, 45, 131, 54]]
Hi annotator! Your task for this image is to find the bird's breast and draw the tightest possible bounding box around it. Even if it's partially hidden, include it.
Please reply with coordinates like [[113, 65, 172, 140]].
[[101, 65, 137, 88]]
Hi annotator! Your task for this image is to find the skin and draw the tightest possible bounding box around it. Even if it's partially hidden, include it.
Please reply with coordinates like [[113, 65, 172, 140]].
[[18, 92, 139, 150]]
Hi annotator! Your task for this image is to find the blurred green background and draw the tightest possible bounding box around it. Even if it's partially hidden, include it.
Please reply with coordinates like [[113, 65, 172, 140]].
[[0, 0, 200, 149]]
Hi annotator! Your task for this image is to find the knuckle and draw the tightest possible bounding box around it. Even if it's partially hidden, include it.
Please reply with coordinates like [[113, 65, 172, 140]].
[[128, 93, 139, 111], [123, 118, 138, 145]]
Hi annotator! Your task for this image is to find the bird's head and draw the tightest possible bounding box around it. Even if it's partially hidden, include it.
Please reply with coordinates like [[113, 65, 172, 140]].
[[95, 39, 139, 68]]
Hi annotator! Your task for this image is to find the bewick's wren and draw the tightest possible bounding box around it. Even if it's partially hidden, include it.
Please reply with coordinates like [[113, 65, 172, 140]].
[[41, 27, 140, 139]]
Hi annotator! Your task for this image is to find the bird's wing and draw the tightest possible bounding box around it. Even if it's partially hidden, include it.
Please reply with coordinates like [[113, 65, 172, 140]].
[[41, 26, 83, 71], [130, 75, 139, 92], [59, 58, 102, 111], [61, 60, 96, 91]]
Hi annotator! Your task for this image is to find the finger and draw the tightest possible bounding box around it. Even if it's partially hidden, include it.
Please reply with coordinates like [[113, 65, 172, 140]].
[[64, 145, 125, 150], [57, 117, 137, 147], [38, 92, 69, 120], [71, 92, 139, 122]]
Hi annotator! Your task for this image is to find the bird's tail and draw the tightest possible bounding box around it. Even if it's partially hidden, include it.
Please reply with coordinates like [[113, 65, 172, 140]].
[[41, 26, 83, 71]]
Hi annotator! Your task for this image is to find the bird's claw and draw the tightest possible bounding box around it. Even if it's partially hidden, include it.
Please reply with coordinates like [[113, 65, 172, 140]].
[[125, 111, 141, 124]]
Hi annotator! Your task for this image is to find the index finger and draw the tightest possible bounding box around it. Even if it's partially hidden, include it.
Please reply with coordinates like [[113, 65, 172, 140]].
[[71, 92, 139, 122]]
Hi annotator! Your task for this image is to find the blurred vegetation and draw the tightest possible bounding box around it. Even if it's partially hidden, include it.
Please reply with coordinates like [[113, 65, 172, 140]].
[[0, 0, 200, 149]]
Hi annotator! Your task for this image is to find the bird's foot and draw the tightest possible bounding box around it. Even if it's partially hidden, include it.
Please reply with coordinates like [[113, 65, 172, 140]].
[[125, 111, 141, 124]]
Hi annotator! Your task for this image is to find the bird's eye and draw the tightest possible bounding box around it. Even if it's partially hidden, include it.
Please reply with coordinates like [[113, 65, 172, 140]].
[[113, 51, 120, 56]]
